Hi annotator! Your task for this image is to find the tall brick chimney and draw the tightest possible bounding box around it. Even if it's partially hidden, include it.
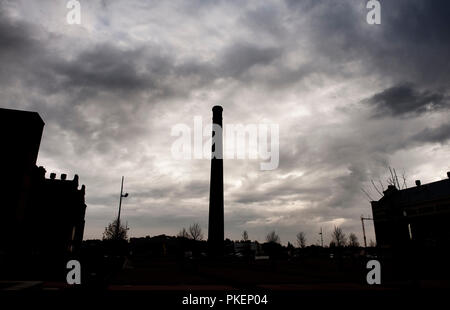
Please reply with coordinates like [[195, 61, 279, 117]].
[[208, 105, 224, 256]]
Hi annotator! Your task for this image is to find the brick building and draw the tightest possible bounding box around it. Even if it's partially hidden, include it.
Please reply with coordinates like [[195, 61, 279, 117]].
[[371, 173, 450, 249]]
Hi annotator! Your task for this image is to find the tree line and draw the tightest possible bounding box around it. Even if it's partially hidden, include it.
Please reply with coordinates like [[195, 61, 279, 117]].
[[103, 220, 375, 248]]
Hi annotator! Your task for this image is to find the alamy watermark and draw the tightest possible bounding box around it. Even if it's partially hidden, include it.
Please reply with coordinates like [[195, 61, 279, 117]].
[[366, 0, 381, 25], [66, 259, 81, 284], [65, 1, 379, 26], [171, 116, 279, 171], [66, 0, 81, 25], [366, 259, 381, 284]]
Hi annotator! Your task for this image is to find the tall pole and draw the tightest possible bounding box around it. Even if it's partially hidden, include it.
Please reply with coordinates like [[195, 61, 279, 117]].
[[116, 176, 127, 239], [361, 216, 367, 248], [361, 216, 373, 248], [117, 176, 124, 225], [319, 227, 323, 247]]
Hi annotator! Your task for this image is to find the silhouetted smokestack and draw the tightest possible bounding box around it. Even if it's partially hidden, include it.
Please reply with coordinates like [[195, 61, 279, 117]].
[[208, 105, 224, 256]]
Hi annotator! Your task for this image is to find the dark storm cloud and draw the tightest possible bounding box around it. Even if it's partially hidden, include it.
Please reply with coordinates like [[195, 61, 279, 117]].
[[15, 42, 182, 98], [0, 9, 179, 98], [2, 0, 448, 103], [0, 10, 45, 85], [366, 84, 449, 117], [412, 124, 450, 144], [220, 1, 448, 145], [53, 46, 152, 91], [0, 15, 35, 54], [51, 40, 282, 94], [284, 0, 450, 88], [0, 8, 284, 99], [0, 1, 289, 182], [1, 0, 448, 243], [379, 0, 450, 85]]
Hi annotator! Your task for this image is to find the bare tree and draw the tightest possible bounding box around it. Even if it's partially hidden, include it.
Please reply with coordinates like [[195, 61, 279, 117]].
[[400, 170, 408, 189], [265, 231, 280, 244], [360, 186, 375, 201], [363, 167, 410, 201], [189, 223, 204, 241], [332, 226, 347, 247], [296, 232, 306, 248], [177, 227, 189, 238], [103, 219, 129, 241], [242, 230, 249, 241], [348, 233, 359, 247]]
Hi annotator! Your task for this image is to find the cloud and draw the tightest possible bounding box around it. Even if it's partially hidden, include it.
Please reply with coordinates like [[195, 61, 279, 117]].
[[365, 84, 448, 117], [0, 0, 449, 246], [412, 123, 450, 144], [219, 42, 282, 79]]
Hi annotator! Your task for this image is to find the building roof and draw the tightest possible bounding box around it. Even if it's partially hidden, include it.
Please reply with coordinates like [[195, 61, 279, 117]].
[[0, 107, 44, 125], [376, 175, 450, 207]]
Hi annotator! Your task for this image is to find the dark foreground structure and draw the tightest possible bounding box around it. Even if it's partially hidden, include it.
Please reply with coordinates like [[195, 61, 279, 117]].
[[371, 173, 450, 249], [0, 107, 87, 280], [208, 106, 224, 256]]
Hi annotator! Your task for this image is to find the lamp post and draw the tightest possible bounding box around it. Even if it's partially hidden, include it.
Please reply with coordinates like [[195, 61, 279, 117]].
[[116, 176, 128, 239], [319, 227, 324, 247], [361, 215, 373, 248]]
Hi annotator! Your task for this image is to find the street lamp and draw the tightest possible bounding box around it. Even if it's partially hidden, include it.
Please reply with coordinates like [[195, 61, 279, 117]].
[[116, 176, 129, 239], [361, 215, 373, 248]]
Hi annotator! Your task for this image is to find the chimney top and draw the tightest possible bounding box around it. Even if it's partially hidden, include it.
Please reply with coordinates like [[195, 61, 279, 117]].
[[447, 171, 450, 179], [383, 184, 397, 196], [61, 173, 67, 180], [212, 106, 223, 113], [50, 173, 56, 180], [415, 180, 421, 186]]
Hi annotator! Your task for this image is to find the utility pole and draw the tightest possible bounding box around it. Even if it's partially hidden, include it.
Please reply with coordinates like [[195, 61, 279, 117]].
[[319, 227, 323, 247], [115, 176, 129, 239], [361, 215, 373, 248]]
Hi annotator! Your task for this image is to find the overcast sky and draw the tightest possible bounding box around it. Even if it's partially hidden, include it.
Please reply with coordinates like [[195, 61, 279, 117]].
[[1, 0, 449, 245]]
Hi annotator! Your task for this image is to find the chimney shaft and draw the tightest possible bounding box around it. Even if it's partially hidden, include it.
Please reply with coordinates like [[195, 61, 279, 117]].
[[415, 180, 421, 186], [208, 106, 224, 256]]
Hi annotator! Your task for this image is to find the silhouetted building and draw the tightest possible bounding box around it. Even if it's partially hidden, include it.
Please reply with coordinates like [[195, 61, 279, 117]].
[[208, 106, 224, 256], [371, 173, 450, 249], [28, 167, 87, 258], [234, 241, 261, 257], [0, 108, 44, 252], [129, 235, 207, 259], [0, 108, 87, 274]]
